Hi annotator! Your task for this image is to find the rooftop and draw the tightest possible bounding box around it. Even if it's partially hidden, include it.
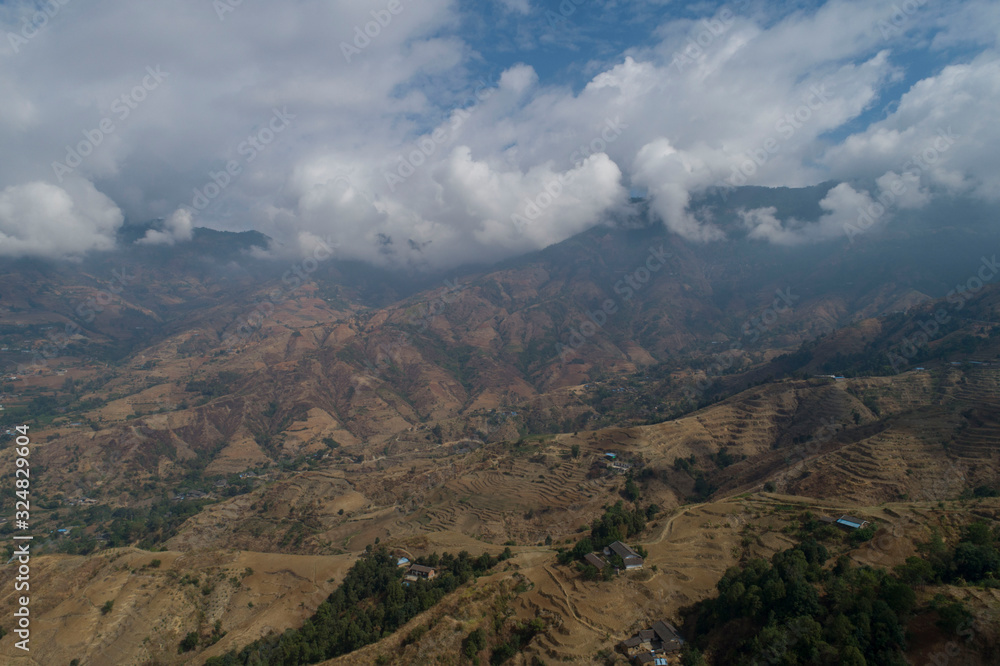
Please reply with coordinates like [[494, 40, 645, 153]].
[[651, 620, 683, 649], [608, 541, 643, 564], [836, 515, 870, 529]]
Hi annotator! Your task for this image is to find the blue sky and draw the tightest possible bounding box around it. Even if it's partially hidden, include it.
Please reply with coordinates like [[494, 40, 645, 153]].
[[0, 0, 997, 265]]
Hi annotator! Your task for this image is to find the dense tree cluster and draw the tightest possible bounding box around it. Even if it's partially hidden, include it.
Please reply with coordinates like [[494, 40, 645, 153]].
[[684, 521, 999, 665], [205, 545, 510, 665], [488, 618, 546, 665], [799, 512, 877, 547], [589, 500, 648, 547], [557, 500, 650, 568], [682, 540, 916, 665], [896, 521, 1000, 587]]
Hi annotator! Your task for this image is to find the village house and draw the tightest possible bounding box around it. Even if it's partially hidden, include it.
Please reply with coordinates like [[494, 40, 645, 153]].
[[403, 564, 438, 583], [835, 515, 870, 530], [608, 460, 633, 473], [605, 540, 644, 569], [620, 620, 684, 664]]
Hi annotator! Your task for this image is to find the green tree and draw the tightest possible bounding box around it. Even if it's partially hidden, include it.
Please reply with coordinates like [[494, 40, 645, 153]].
[[680, 646, 707, 666], [840, 645, 867, 666], [179, 631, 199, 653], [952, 535, 1000, 581], [463, 628, 486, 658]]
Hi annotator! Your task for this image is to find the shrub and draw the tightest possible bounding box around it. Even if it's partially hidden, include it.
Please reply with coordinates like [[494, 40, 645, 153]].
[[463, 628, 486, 658], [179, 631, 199, 653]]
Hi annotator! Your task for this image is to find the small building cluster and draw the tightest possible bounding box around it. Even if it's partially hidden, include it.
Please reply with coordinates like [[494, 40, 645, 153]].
[[403, 564, 437, 584], [603, 452, 635, 474], [606, 541, 644, 570], [820, 514, 871, 531], [619, 620, 684, 664], [585, 541, 645, 572]]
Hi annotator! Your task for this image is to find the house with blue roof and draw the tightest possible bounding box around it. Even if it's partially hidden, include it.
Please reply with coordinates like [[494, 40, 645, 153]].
[[835, 515, 870, 530]]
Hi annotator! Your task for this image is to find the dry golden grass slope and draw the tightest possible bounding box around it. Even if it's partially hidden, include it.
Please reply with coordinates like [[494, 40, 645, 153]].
[[2, 366, 999, 664], [0, 548, 353, 666]]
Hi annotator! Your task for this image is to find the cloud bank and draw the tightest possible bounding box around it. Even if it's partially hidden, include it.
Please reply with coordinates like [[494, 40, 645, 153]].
[[0, 0, 997, 264]]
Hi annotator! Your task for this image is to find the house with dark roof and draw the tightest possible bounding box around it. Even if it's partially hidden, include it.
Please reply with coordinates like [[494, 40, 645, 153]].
[[619, 620, 684, 664], [584, 553, 607, 570], [650, 621, 683, 653], [605, 540, 644, 569], [404, 564, 438, 583]]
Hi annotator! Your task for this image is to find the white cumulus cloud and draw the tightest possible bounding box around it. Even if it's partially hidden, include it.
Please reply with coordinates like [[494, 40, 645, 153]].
[[0, 0, 996, 264], [0, 179, 123, 259], [136, 208, 195, 246]]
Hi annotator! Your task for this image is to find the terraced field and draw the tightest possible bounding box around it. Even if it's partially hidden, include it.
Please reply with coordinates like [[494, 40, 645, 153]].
[[20, 364, 996, 665], [773, 368, 1000, 503], [417, 452, 619, 544]]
